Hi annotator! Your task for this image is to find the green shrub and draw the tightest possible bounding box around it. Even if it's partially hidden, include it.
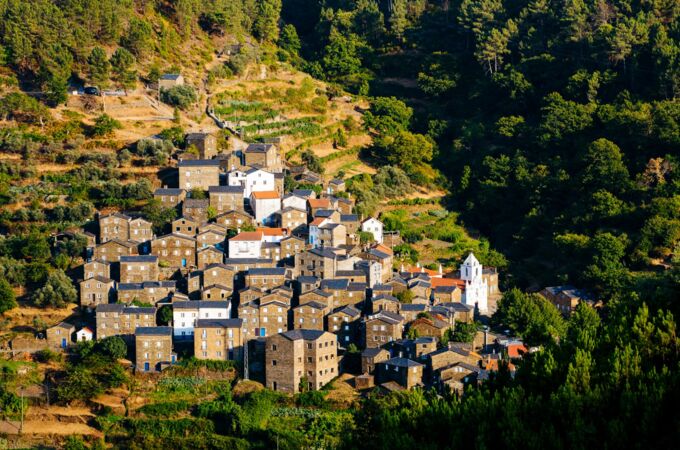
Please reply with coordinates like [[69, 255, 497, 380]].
[[139, 400, 190, 418], [161, 85, 198, 110]]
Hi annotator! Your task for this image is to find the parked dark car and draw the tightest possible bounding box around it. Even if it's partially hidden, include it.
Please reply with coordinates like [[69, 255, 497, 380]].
[[84, 86, 100, 96]]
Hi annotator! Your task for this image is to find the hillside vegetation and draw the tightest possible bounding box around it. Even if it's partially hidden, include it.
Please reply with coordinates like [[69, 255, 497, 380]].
[[0, 1, 678, 449]]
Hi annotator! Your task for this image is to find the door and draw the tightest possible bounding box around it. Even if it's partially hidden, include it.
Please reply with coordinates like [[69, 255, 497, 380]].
[[260, 327, 266, 337], [61, 338, 67, 348], [181, 258, 187, 267], [144, 362, 150, 372]]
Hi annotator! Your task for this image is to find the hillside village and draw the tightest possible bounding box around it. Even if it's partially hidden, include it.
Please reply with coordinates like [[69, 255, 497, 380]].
[[4, 110, 601, 399]]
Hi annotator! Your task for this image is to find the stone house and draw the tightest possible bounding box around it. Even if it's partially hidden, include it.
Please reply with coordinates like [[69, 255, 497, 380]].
[[245, 267, 286, 290], [371, 294, 401, 314], [186, 132, 218, 159], [216, 210, 255, 229], [297, 276, 320, 295], [178, 159, 221, 191], [135, 327, 175, 373], [153, 188, 186, 208], [327, 305, 361, 347], [201, 284, 232, 301], [265, 329, 337, 393], [117, 281, 176, 304], [151, 233, 197, 268], [392, 337, 438, 361], [399, 303, 428, 323], [93, 239, 138, 262], [194, 319, 244, 361], [197, 246, 224, 269], [83, 259, 111, 280], [276, 207, 307, 232], [223, 258, 274, 273], [280, 235, 306, 259], [317, 223, 347, 249], [129, 218, 153, 244], [376, 357, 424, 389], [328, 178, 345, 194], [209, 185, 244, 214], [361, 347, 391, 374], [79, 276, 115, 309], [299, 289, 332, 307], [295, 248, 340, 279], [182, 198, 210, 223], [409, 316, 450, 339], [202, 263, 236, 290], [258, 301, 290, 336], [159, 73, 184, 89], [172, 217, 200, 236], [260, 242, 282, 263], [432, 285, 462, 304], [335, 197, 354, 215], [120, 255, 159, 283], [293, 301, 328, 330], [364, 311, 405, 348], [244, 143, 282, 172], [197, 229, 227, 250], [96, 304, 156, 341], [46, 322, 75, 350], [99, 213, 131, 243]]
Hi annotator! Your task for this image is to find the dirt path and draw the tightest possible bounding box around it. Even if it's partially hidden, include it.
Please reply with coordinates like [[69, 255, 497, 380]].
[[0, 420, 102, 437]]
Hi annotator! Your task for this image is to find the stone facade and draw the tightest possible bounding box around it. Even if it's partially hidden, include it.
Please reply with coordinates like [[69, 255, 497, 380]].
[[135, 327, 174, 372], [79, 276, 115, 309], [178, 160, 221, 191], [364, 311, 405, 348], [154, 188, 186, 208], [186, 133, 218, 159], [265, 330, 338, 393], [96, 304, 157, 341], [151, 233, 197, 268], [194, 319, 244, 361], [120, 255, 159, 283], [293, 301, 328, 330], [209, 186, 244, 214]]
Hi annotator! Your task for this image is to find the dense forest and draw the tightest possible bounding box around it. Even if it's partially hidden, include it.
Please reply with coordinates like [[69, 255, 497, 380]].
[[0, 0, 678, 448]]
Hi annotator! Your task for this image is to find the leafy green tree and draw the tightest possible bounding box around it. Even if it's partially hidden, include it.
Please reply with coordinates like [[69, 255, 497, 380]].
[[580, 138, 630, 194], [451, 320, 478, 343], [122, 18, 153, 56], [493, 288, 566, 346], [87, 47, 110, 84], [0, 279, 17, 314], [383, 131, 434, 172], [96, 336, 127, 359], [161, 85, 197, 109], [321, 29, 362, 79], [253, 0, 282, 42], [110, 47, 137, 88], [363, 97, 413, 135], [32, 269, 77, 308], [158, 304, 173, 325], [91, 114, 122, 137], [279, 24, 301, 55]]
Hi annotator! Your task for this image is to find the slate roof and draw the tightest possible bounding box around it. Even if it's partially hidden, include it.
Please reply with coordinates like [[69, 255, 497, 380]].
[[135, 326, 172, 336], [320, 279, 349, 290], [154, 188, 185, 196], [178, 159, 221, 167], [247, 267, 286, 276], [383, 357, 423, 368], [208, 185, 243, 193], [195, 319, 243, 328], [120, 255, 158, 263], [281, 329, 327, 341]]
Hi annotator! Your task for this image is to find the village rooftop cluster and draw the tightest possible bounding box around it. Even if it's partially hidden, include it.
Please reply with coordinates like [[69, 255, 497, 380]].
[[15, 134, 597, 393]]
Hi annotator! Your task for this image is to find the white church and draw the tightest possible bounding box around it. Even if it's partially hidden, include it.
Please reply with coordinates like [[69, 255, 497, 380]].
[[460, 253, 489, 313]]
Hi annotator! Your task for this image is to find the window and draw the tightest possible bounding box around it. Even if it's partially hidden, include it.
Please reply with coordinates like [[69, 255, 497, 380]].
[[272, 344, 277, 351], [271, 360, 277, 366]]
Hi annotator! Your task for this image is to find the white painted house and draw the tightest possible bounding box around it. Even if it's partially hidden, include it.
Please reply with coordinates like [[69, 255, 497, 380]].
[[172, 300, 231, 339], [228, 231, 264, 258], [282, 194, 308, 212], [228, 168, 275, 198], [460, 253, 488, 313], [76, 327, 94, 342], [361, 217, 384, 244], [308, 217, 330, 248], [250, 191, 281, 225]]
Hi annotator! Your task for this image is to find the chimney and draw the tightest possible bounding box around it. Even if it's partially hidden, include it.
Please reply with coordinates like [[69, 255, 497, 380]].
[[438, 263, 443, 275]]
